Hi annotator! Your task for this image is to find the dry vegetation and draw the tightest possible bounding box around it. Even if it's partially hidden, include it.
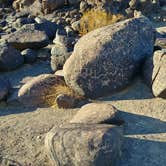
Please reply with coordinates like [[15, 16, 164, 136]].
[[79, 9, 124, 35], [44, 83, 83, 107]]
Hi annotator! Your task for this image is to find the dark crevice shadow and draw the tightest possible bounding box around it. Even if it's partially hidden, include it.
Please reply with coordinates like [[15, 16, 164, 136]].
[[98, 77, 154, 101]]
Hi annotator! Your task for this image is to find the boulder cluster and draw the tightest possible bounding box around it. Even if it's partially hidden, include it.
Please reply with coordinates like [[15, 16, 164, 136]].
[[0, 1, 165, 105]]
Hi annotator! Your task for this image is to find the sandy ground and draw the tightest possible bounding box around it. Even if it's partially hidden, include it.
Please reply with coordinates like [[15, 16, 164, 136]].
[[0, 78, 166, 166]]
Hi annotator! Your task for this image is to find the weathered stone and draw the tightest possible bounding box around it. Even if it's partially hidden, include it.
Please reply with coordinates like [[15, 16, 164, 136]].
[[45, 123, 123, 166], [143, 50, 166, 98], [7, 25, 49, 50], [21, 48, 37, 63], [42, 0, 65, 14], [51, 45, 71, 72], [0, 44, 24, 71], [18, 74, 64, 107], [70, 103, 121, 124], [64, 17, 155, 98], [55, 94, 75, 108], [13, 0, 43, 15]]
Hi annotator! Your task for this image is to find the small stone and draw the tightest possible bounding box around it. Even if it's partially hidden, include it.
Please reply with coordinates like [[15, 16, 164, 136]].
[[55, 94, 75, 108], [21, 49, 37, 64], [70, 103, 122, 125]]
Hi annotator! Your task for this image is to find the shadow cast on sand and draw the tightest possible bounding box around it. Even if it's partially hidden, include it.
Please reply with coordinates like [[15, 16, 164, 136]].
[[116, 111, 166, 166]]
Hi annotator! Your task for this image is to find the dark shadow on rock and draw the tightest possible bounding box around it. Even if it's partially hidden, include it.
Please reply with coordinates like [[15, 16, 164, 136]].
[[98, 78, 154, 101]]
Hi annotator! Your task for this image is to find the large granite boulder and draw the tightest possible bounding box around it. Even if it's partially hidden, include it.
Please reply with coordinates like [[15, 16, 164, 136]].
[[7, 25, 49, 50], [45, 123, 123, 166], [0, 44, 24, 71], [70, 103, 121, 124], [143, 50, 166, 98], [63, 16, 155, 98], [18, 74, 64, 107]]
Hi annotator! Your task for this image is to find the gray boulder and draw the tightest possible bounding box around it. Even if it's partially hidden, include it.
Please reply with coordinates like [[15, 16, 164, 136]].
[[0, 78, 10, 101], [45, 123, 123, 166], [42, 0, 65, 14], [143, 50, 166, 98], [70, 103, 120, 124], [55, 94, 76, 108], [21, 48, 37, 63], [63, 16, 155, 98], [18, 74, 64, 107], [51, 45, 71, 72], [7, 25, 49, 50], [0, 44, 24, 71]]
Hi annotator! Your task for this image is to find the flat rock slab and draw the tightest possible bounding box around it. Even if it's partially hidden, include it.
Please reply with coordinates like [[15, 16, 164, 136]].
[[7, 26, 49, 50]]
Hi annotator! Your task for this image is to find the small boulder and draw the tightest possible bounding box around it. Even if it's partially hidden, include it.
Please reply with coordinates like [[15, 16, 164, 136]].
[[51, 45, 71, 72], [70, 103, 121, 124], [0, 78, 10, 101], [0, 44, 24, 71], [21, 48, 37, 63], [7, 26, 49, 50], [42, 0, 65, 14], [18, 74, 64, 107], [143, 50, 166, 98], [55, 94, 75, 108], [45, 123, 123, 166]]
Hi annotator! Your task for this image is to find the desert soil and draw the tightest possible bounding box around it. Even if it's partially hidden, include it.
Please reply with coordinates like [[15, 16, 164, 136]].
[[0, 78, 165, 166]]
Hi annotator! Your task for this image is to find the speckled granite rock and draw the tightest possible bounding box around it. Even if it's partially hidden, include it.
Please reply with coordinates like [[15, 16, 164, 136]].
[[64, 16, 155, 98], [45, 123, 123, 166]]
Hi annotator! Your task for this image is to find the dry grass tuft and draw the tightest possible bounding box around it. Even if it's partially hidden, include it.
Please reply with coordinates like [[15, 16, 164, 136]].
[[44, 83, 83, 107], [79, 9, 124, 35]]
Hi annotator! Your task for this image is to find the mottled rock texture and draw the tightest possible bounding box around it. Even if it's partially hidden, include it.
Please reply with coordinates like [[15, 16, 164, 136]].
[[64, 17, 155, 98], [45, 123, 123, 166], [143, 50, 166, 98]]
